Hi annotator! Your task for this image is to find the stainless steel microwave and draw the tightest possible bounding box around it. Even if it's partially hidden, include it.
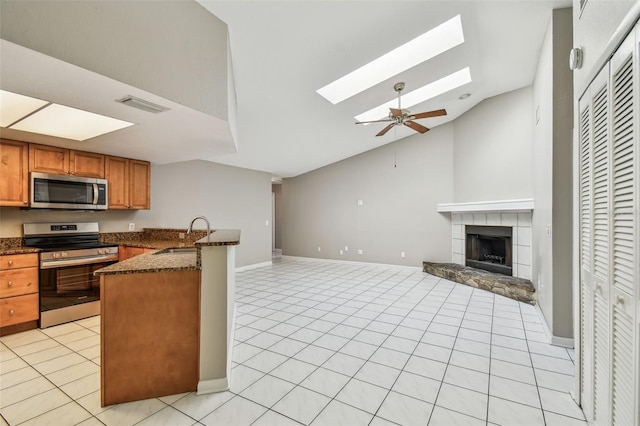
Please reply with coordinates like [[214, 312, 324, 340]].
[[30, 172, 108, 210]]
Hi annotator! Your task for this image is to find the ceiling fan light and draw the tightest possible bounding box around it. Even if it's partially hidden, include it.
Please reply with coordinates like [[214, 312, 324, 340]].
[[354, 67, 472, 123], [317, 15, 465, 104]]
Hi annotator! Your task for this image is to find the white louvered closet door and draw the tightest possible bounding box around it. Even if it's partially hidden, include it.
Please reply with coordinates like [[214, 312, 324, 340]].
[[609, 25, 638, 426], [578, 90, 594, 421], [579, 22, 639, 426], [590, 64, 612, 426]]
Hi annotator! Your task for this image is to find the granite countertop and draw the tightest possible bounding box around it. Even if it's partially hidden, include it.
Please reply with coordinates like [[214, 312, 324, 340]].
[[95, 249, 199, 275], [0, 247, 41, 256], [95, 229, 241, 276]]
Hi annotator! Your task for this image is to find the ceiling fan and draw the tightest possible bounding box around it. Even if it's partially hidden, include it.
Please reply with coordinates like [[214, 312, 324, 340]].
[[356, 82, 447, 137]]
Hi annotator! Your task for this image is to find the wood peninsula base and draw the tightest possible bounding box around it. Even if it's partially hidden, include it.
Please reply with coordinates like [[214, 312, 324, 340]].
[[100, 270, 201, 406]]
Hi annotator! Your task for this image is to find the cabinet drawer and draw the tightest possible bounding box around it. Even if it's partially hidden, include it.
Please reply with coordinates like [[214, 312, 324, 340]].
[[0, 253, 38, 270], [0, 293, 39, 327], [0, 268, 38, 298]]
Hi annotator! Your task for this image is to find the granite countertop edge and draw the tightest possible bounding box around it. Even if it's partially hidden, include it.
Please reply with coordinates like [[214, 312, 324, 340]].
[[95, 229, 240, 276]]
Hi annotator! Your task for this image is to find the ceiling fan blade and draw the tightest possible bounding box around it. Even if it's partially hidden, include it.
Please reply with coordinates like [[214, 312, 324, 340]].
[[355, 118, 394, 125], [389, 108, 403, 117], [376, 123, 395, 137], [410, 109, 447, 120], [404, 120, 429, 134]]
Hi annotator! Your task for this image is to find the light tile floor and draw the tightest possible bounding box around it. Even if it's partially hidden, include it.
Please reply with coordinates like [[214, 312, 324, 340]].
[[0, 257, 587, 425]]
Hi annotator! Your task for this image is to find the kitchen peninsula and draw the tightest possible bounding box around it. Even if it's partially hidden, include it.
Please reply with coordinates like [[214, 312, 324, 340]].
[[94, 229, 240, 406]]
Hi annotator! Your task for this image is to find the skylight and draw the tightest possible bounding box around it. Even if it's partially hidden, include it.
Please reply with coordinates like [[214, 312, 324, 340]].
[[317, 15, 465, 104], [1, 89, 134, 141], [354, 67, 472, 123]]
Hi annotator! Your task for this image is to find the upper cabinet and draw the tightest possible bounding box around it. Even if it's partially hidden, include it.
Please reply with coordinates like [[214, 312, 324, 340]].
[[70, 150, 105, 178], [105, 156, 150, 210], [0, 140, 29, 207], [29, 144, 105, 178], [0, 141, 150, 209]]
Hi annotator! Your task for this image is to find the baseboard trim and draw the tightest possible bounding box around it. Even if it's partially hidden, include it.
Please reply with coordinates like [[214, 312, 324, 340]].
[[235, 261, 272, 272], [281, 255, 423, 271], [536, 304, 575, 348], [197, 377, 229, 395]]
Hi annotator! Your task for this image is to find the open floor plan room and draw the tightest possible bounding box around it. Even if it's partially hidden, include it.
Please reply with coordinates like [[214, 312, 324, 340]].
[[0, 258, 585, 426]]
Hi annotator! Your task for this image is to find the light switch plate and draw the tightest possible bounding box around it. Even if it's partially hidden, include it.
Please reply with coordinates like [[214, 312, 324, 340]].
[[128, 223, 135, 231]]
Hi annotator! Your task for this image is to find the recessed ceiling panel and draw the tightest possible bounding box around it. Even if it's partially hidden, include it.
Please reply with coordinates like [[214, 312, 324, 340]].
[[11, 103, 134, 141], [0, 90, 49, 127]]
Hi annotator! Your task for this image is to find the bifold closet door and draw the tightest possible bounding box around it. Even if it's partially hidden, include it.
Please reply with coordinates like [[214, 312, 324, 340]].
[[608, 25, 638, 426], [579, 22, 639, 426]]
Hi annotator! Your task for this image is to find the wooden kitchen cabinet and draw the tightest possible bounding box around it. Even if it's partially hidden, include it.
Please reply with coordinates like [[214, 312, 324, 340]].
[[101, 270, 200, 405], [29, 144, 68, 175], [29, 143, 105, 178], [105, 156, 150, 210], [0, 139, 29, 207], [0, 253, 39, 336], [70, 150, 105, 178], [118, 246, 154, 261]]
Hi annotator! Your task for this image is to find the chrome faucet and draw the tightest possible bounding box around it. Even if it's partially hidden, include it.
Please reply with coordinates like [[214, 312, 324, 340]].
[[186, 215, 211, 242]]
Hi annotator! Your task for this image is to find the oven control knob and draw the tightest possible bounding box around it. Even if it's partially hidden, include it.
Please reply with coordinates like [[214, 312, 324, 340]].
[[61, 252, 68, 258], [53, 253, 60, 258], [97, 249, 104, 255]]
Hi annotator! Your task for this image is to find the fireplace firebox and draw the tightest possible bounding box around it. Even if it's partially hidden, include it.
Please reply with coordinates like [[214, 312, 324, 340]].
[[465, 225, 512, 276]]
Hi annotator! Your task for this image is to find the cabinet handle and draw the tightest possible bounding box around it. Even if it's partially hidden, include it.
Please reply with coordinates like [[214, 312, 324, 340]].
[[7, 281, 12, 287], [9, 309, 14, 315], [23, 200, 28, 205], [7, 260, 13, 266]]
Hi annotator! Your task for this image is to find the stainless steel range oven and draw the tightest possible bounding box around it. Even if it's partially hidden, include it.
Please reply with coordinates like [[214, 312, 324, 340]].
[[23, 222, 119, 328]]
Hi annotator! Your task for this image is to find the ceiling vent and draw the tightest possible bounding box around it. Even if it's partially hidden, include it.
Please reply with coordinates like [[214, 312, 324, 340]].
[[116, 95, 170, 114]]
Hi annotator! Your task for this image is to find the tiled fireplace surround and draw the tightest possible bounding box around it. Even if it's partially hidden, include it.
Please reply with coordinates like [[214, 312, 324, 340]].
[[440, 200, 534, 281]]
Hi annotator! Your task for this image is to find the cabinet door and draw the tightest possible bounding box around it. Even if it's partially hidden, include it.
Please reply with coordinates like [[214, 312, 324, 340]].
[[70, 150, 105, 178], [0, 139, 29, 207], [29, 144, 69, 174], [129, 160, 150, 210], [106, 156, 130, 209]]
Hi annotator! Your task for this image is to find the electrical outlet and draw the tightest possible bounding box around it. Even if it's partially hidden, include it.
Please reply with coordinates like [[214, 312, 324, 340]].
[[339, 249, 344, 255], [128, 223, 135, 231], [357, 200, 364, 206], [344, 246, 349, 251], [179, 232, 185, 239], [266, 220, 269, 226], [401, 251, 406, 258], [357, 249, 363, 255], [317, 246, 321, 252]]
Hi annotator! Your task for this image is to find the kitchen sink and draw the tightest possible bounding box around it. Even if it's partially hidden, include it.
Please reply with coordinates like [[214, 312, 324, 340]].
[[153, 247, 197, 255]]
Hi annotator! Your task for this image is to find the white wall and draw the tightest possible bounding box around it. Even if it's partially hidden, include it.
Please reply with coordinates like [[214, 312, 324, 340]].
[[453, 87, 534, 203], [0, 0, 230, 119], [533, 8, 574, 340], [281, 124, 454, 266], [142, 160, 273, 268], [573, 0, 640, 96], [281, 87, 536, 267]]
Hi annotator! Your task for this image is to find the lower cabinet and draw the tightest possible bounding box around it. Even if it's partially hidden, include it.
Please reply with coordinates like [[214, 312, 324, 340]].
[[0, 253, 39, 336], [119, 246, 154, 261]]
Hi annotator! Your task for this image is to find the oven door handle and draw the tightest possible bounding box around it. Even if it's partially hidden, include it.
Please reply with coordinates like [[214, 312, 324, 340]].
[[40, 255, 119, 269]]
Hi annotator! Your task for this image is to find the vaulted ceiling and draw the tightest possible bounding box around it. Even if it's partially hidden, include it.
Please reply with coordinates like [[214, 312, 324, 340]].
[[0, 1, 571, 178], [197, 1, 571, 178]]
